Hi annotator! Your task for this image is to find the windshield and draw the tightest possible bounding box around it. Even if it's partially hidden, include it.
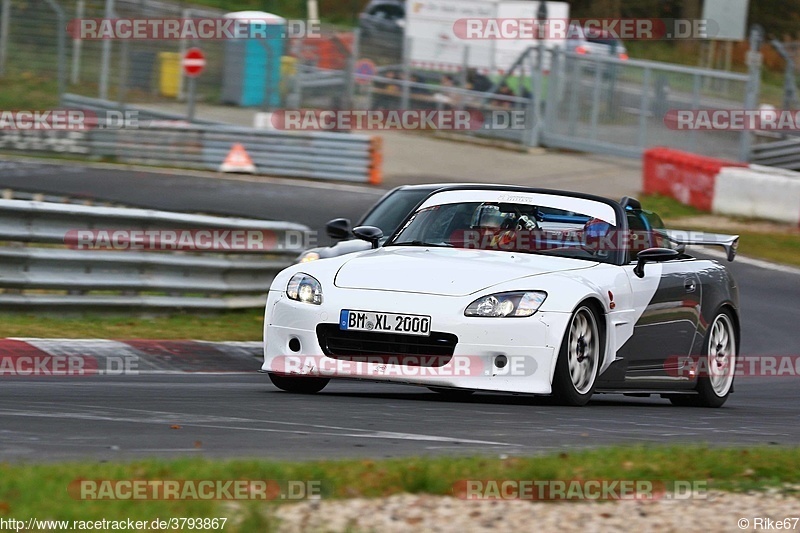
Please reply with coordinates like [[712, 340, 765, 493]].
[[388, 198, 623, 264], [360, 188, 435, 236]]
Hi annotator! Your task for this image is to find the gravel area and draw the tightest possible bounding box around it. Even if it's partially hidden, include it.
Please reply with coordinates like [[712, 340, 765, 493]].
[[272, 492, 800, 532]]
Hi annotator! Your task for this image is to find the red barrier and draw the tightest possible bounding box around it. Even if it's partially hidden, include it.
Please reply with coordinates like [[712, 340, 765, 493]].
[[291, 33, 354, 70], [642, 148, 747, 211]]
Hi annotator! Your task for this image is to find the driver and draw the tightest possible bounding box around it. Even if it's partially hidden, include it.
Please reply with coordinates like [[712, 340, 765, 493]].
[[473, 204, 519, 250], [473, 204, 508, 229]]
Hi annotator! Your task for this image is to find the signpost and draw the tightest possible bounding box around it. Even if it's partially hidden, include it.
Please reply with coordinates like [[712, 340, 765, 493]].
[[354, 58, 377, 85], [183, 47, 206, 122]]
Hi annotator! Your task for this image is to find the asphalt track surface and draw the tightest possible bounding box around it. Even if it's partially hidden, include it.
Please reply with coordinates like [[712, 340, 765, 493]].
[[0, 157, 799, 461], [0, 159, 383, 242]]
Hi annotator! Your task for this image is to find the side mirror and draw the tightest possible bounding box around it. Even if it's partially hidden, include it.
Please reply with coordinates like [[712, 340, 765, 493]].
[[634, 247, 680, 278], [352, 225, 383, 249], [326, 218, 351, 241]]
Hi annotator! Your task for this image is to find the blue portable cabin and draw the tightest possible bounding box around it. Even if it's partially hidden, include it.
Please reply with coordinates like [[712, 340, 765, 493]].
[[221, 11, 285, 108]]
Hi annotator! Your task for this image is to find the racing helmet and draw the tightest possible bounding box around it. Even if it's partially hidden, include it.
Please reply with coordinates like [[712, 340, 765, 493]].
[[473, 204, 507, 229]]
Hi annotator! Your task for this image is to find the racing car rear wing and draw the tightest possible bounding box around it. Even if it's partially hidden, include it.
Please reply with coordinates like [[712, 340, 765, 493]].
[[655, 229, 739, 262]]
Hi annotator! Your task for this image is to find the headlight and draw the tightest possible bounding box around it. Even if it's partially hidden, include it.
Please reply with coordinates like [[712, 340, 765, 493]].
[[465, 291, 547, 318], [299, 252, 320, 263], [287, 273, 323, 305]]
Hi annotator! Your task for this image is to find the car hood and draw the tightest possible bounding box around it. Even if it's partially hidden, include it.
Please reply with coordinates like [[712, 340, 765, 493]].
[[333, 247, 597, 296]]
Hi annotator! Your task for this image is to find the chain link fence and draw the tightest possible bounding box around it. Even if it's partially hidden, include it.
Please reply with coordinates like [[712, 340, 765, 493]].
[[1, 0, 66, 101], [0, 0, 352, 111], [1, 0, 222, 105], [544, 49, 754, 160]]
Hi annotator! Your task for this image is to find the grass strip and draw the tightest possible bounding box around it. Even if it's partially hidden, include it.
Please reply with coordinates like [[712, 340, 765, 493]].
[[641, 194, 800, 267], [0, 310, 264, 341], [1, 447, 798, 531]]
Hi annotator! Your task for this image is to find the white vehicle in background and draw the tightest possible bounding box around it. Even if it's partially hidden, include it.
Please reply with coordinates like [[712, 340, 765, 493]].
[[564, 24, 629, 61], [405, 0, 570, 73]]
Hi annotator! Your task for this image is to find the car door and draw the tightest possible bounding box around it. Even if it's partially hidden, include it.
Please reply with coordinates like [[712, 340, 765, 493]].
[[620, 211, 702, 385]]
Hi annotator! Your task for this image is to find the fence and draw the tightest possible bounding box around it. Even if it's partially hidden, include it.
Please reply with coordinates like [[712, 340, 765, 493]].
[[332, 32, 759, 159], [543, 48, 756, 161], [0, 198, 310, 310], [0, 3, 768, 164], [746, 40, 800, 170], [0, 0, 352, 108]]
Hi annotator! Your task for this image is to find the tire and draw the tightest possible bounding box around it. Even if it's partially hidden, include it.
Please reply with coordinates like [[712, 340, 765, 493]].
[[268, 373, 329, 394], [551, 305, 602, 406], [669, 310, 737, 408], [428, 387, 475, 398], [666, 395, 697, 407]]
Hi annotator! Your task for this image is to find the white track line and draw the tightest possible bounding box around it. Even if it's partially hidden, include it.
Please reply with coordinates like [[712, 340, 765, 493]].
[[0, 407, 514, 447]]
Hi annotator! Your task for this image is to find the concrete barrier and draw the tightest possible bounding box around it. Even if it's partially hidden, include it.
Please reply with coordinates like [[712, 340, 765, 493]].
[[713, 165, 800, 225], [643, 148, 747, 211], [643, 147, 800, 226]]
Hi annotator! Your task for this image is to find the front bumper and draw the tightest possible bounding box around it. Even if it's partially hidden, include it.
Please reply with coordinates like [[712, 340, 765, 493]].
[[262, 289, 571, 394]]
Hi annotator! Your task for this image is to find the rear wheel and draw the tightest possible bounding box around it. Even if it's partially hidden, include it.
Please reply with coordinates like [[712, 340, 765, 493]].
[[551, 305, 601, 406], [268, 373, 329, 394], [669, 310, 737, 408]]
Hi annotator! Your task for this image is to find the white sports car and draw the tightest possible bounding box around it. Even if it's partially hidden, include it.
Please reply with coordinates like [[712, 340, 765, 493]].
[[263, 186, 741, 407]]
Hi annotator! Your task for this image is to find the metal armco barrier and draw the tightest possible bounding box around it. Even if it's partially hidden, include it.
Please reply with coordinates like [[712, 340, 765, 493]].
[[91, 125, 380, 183], [751, 137, 800, 171], [61, 93, 220, 124], [0, 199, 310, 310], [0, 95, 382, 184]]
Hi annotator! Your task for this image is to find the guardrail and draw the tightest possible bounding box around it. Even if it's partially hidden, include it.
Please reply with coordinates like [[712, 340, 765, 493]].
[[90, 124, 381, 183], [0, 199, 310, 310], [750, 137, 800, 171], [0, 95, 382, 184], [62, 93, 221, 125]]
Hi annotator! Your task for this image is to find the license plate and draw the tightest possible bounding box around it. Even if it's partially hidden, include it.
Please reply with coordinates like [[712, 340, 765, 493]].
[[339, 310, 431, 337]]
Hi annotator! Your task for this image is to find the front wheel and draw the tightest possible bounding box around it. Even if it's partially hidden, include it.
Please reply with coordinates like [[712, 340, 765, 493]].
[[268, 373, 329, 394], [551, 305, 602, 406], [669, 310, 737, 408]]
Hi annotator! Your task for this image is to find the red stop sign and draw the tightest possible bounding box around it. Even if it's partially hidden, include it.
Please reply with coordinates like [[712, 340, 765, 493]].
[[182, 48, 206, 77]]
